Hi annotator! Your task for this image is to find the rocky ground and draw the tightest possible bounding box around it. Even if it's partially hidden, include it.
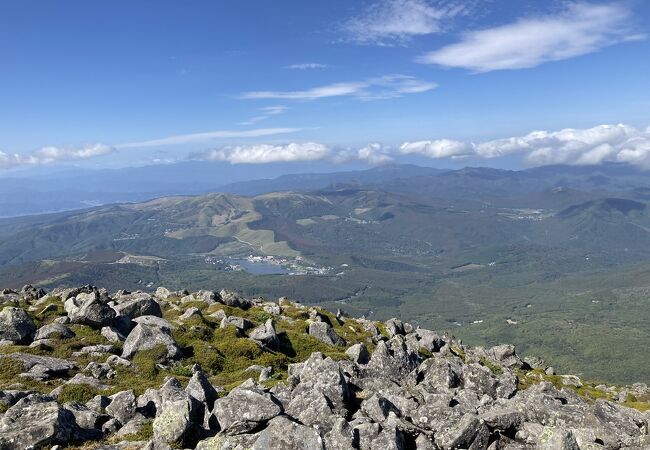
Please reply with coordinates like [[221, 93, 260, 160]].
[[0, 285, 649, 449]]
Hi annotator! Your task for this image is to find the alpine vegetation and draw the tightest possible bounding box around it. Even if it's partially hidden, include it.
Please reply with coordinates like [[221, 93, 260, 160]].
[[0, 285, 648, 449]]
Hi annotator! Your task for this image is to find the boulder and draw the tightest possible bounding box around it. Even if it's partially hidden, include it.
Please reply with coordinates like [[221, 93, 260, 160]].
[[252, 415, 324, 449], [0, 306, 36, 344], [185, 365, 218, 409], [0, 352, 76, 380], [65, 292, 116, 328], [105, 390, 137, 425], [121, 322, 182, 360], [220, 315, 254, 330], [0, 394, 81, 449], [211, 384, 282, 433], [249, 319, 280, 349], [34, 322, 75, 340], [309, 321, 346, 346], [112, 293, 162, 319], [346, 343, 370, 364]]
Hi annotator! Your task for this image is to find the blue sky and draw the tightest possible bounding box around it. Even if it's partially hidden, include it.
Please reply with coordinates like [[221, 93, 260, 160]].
[[1, 0, 649, 171]]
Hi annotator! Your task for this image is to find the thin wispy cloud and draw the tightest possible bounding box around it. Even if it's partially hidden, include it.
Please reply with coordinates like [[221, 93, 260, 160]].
[[239, 75, 436, 101], [343, 0, 472, 45], [418, 2, 645, 72], [239, 106, 289, 125], [116, 127, 301, 148], [285, 63, 328, 70], [0, 144, 114, 169]]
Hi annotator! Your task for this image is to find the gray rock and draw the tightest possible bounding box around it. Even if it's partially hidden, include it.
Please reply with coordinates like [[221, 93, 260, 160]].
[[211, 385, 282, 433], [249, 319, 280, 349], [132, 315, 173, 332], [115, 413, 150, 438], [252, 415, 324, 449], [385, 318, 405, 337], [324, 418, 357, 450], [0, 352, 76, 380], [263, 303, 281, 315], [155, 286, 173, 299], [65, 292, 116, 328], [34, 322, 75, 340], [185, 365, 218, 409], [106, 390, 137, 425], [289, 352, 350, 415], [112, 293, 162, 319], [536, 426, 580, 450], [179, 307, 202, 321], [0, 306, 36, 344], [219, 290, 252, 309], [101, 326, 126, 343], [0, 394, 81, 449], [309, 321, 346, 346], [152, 393, 202, 447], [121, 322, 182, 360], [346, 342, 370, 364], [220, 315, 254, 330]]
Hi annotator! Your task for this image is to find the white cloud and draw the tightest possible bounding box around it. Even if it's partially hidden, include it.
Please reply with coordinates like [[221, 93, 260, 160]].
[[356, 143, 395, 165], [116, 127, 301, 148], [239, 106, 290, 125], [285, 63, 328, 70], [194, 142, 331, 164], [191, 142, 396, 166], [418, 2, 644, 72], [343, 0, 470, 45], [398, 124, 650, 168], [240, 75, 436, 101], [399, 139, 473, 158], [0, 143, 114, 169]]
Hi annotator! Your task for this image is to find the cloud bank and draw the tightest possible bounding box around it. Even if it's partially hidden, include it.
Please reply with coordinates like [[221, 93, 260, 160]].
[[190, 124, 650, 168], [401, 124, 650, 167], [418, 2, 644, 72], [240, 75, 436, 101], [0, 144, 114, 169]]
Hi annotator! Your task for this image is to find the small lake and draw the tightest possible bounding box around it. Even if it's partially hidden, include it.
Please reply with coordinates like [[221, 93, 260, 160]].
[[230, 259, 292, 275]]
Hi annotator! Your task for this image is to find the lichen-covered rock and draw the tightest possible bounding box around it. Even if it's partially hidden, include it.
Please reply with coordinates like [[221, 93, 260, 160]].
[[34, 322, 75, 340], [112, 292, 162, 319], [121, 321, 182, 360], [0, 394, 81, 449], [0, 306, 36, 344], [65, 292, 116, 328], [211, 384, 282, 433], [252, 415, 324, 449], [248, 318, 280, 349], [309, 321, 346, 346]]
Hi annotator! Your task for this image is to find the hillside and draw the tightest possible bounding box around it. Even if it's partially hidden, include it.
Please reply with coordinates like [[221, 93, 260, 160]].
[[3, 184, 650, 385], [0, 285, 649, 449]]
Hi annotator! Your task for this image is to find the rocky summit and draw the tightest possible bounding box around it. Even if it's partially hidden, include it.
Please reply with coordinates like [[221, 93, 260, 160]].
[[0, 286, 648, 449]]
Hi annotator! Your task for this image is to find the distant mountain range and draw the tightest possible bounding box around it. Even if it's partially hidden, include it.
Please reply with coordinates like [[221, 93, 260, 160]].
[[2, 161, 650, 217]]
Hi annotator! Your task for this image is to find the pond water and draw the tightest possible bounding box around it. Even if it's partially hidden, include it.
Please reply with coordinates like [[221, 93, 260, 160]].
[[230, 259, 292, 275]]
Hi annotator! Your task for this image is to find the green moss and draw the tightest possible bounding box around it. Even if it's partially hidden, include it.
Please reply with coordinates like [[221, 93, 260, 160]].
[[0, 403, 8, 414], [121, 420, 154, 441], [0, 357, 24, 384], [479, 356, 503, 376], [57, 383, 100, 404], [450, 345, 466, 362]]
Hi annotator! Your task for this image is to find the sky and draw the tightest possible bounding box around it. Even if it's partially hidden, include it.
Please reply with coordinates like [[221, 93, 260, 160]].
[[1, 0, 650, 172]]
